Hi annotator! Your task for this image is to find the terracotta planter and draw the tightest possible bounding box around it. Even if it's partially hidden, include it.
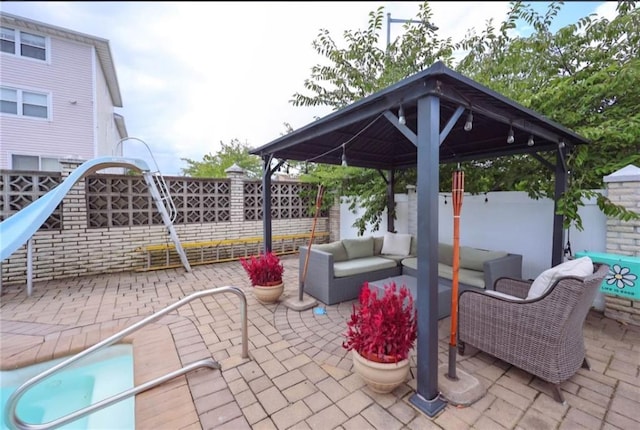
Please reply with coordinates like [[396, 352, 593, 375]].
[[352, 349, 410, 394], [253, 281, 284, 304]]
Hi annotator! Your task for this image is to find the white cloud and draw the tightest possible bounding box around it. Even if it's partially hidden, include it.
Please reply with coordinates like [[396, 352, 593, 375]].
[[1, 1, 609, 175]]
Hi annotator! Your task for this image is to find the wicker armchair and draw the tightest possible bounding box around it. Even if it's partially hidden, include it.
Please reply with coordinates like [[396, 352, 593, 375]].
[[458, 263, 609, 404]]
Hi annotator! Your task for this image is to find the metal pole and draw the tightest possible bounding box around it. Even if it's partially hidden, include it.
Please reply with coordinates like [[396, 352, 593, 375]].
[[386, 12, 438, 47]]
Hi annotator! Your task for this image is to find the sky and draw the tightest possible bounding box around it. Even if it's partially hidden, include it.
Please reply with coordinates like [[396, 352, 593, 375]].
[[0, 1, 617, 175]]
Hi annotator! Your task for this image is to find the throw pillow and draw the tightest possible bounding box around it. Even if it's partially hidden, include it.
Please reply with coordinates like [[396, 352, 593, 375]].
[[527, 256, 594, 300], [342, 237, 374, 259], [381, 232, 412, 256]]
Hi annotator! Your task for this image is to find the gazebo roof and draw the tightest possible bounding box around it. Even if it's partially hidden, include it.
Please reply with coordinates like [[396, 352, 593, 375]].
[[251, 61, 589, 169]]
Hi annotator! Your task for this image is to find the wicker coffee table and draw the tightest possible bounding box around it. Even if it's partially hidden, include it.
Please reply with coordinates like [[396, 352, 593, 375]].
[[367, 274, 453, 319]]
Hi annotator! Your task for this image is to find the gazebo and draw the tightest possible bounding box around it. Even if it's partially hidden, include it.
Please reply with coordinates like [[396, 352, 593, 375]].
[[250, 61, 589, 416]]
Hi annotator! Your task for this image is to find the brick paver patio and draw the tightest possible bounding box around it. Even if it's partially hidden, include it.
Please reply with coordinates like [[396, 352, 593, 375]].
[[1, 255, 639, 429]]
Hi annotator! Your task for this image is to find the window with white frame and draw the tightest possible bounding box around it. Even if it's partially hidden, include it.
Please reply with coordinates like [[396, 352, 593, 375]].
[[1, 87, 49, 119], [12, 154, 61, 172], [1, 26, 47, 60]]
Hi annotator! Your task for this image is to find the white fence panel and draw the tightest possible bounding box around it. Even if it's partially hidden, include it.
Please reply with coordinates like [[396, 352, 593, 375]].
[[340, 190, 607, 280]]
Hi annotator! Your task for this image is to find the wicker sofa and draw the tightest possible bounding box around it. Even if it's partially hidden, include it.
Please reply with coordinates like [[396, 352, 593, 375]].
[[458, 258, 608, 404], [401, 242, 523, 291], [299, 235, 415, 305], [299, 234, 523, 305]]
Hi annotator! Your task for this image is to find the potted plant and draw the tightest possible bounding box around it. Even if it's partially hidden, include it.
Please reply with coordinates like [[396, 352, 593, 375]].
[[240, 251, 285, 303], [342, 281, 417, 393]]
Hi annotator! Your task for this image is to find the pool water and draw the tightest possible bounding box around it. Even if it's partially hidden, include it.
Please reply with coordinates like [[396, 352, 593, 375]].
[[0, 344, 134, 429]]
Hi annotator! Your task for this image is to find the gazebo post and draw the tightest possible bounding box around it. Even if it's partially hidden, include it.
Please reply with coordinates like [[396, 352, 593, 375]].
[[387, 169, 396, 232], [551, 144, 568, 266], [409, 94, 447, 416]]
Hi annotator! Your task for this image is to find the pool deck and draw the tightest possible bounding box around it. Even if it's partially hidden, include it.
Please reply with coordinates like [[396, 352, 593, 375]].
[[1, 255, 639, 429]]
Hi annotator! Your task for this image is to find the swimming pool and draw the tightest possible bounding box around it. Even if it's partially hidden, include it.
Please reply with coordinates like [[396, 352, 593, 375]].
[[1, 344, 134, 430]]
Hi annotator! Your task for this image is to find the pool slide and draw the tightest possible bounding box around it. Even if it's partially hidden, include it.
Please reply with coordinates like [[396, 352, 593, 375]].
[[0, 157, 154, 262]]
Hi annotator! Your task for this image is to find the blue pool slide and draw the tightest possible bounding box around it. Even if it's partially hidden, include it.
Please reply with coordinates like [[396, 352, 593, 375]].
[[0, 157, 151, 261]]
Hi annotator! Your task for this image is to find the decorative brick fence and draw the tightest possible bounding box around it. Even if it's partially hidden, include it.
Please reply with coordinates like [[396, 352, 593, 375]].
[[1, 160, 330, 285]]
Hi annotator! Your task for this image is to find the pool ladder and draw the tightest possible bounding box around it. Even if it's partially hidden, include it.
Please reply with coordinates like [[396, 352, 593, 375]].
[[5, 286, 248, 430], [114, 137, 192, 273]]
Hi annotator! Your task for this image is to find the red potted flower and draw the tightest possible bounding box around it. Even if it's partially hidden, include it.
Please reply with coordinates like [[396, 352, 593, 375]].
[[240, 251, 284, 303], [343, 281, 417, 393]]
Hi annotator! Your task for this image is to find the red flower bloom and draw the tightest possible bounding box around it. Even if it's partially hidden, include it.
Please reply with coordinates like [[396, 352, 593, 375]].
[[240, 252, 284, 286], [343, 281, 417, 363]]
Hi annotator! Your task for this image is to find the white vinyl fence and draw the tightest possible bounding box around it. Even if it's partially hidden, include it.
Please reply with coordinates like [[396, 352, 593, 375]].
[[340, 190, 607, 281]]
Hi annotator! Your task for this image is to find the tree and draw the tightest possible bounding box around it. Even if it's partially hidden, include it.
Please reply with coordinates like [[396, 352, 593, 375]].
[[180, 138, 262, 178], [292, 1, 639, 234]]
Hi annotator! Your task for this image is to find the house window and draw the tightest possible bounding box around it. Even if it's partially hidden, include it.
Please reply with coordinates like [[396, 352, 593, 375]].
[[0, 26, 46, 61], [0, 87, 49, 119], [12, 154, 61, 172]]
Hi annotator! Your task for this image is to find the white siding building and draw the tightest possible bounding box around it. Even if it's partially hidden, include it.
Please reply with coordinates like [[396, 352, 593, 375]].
[[0, 12, 127, 171]]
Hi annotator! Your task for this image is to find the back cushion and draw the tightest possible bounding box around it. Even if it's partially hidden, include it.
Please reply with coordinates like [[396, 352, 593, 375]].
[[438, 243, 454, 266], [313, 241, 348, 262], [373, 236, 385, 255], [527, 256, 594, 300], [342, 237, 374, 259], [460, 247, 508, 271], [409, 236, 418, 256], [381, 232, 412, 256]]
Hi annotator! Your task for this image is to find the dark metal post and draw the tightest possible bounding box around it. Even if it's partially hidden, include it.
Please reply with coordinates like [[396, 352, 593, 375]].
[[262, 156, 273, 253], [409, 94, 447, 416], [387, 169, 396, 232], [551, 145, 567, 266]]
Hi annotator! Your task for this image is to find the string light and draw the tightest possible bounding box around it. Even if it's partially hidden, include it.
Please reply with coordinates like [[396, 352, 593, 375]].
[[398, 105, 406, 125], [527, 135, 535, 147], [303, 113, 384, 166], [464, 111, 473, 131], [341, 144, 348, 167], [507, 126, 514, 144]]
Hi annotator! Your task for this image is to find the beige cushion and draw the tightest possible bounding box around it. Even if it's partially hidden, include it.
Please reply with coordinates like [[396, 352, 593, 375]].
[[373, 236, 384, 255], [527, 256, 594, 300], [409, 236, 418, 256], [381, 232, 412, 256], [401, 257, 417, 270], [334, 257, 397, 277], [438, 243, 454, 266], [342, 237, 374, 259], [438, 263, 485, 288], [460, 246, 508, 271], [313, 241, 348, 262]]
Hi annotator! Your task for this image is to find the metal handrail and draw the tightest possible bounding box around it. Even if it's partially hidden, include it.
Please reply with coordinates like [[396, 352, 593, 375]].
[[5, 286, 248, 430]]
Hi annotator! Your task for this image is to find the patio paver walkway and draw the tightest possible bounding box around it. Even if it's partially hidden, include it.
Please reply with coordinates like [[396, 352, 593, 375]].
[[1, 255, 639, 429]]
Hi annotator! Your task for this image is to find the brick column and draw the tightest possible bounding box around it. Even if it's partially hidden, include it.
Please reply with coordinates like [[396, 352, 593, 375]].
[[603, 164, 640, 325], [59, 159, 88, 231], [225, 163, 246, 224], [329, 196, 340, 242]]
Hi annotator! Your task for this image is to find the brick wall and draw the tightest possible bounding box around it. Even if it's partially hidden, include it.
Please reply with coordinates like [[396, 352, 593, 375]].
[[1, 160, 330, 285], [603, 165, 640, 326]]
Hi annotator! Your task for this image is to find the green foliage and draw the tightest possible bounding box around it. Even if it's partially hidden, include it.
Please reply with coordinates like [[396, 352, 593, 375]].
[[180, 138, 262, 178], [293, 1, 640, 233]]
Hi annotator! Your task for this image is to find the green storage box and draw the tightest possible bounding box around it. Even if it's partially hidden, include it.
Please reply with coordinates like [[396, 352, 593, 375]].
[[575, 251, 640, 300]]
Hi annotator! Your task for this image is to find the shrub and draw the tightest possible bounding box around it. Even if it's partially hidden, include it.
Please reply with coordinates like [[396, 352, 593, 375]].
[[240, 252, 284, 286], [343, 281, 417, 363]]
